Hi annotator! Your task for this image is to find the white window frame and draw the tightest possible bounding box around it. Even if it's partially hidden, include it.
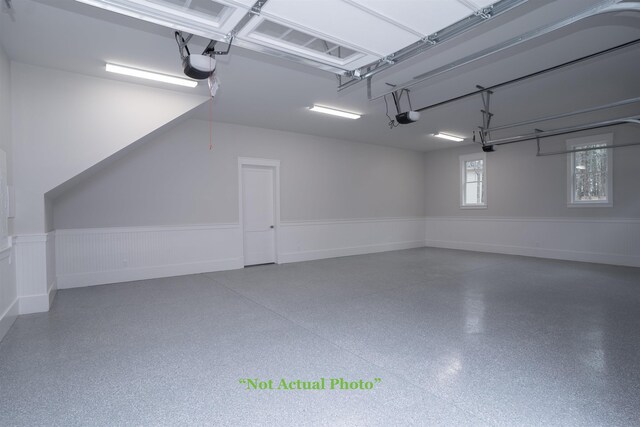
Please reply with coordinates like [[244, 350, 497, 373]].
[[460, 152, 487, 209], [566, 133, 613, 208]]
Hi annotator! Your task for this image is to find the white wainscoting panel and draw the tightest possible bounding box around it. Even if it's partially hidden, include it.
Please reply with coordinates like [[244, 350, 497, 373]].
[[425, 217, 640, 267], [0, 243, 18, 342], [14, 234, 51, 314], [56, 219, 426, 289], [278, 217, 426, 263], [47, 232, 57, 307], [54, 217, 636, 292], [56, 224, 243, 289]]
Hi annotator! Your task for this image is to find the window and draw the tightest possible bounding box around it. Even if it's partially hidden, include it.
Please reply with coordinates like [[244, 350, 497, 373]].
[[151, 0, 228, 20], [460, 153, 487, 208], [567, 134, 613, 207], [253, 19, 359, 61]]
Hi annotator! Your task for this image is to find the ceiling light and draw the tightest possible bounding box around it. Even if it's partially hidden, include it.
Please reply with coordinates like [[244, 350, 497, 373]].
[[105, 63, 198, 88], [576, 165, 586, 170], [433, 132, 465, 142], [309, 105, 361, 120]]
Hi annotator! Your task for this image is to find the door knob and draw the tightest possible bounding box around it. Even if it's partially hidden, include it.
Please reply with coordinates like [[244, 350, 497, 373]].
[[270, 225, 274, 229]]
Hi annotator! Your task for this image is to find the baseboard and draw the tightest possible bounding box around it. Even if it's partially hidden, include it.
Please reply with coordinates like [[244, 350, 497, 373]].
[[279, 240, 426, 264], [280, 217, 427, 226], [48, 280, 57, 307], [19, 293, 51, 314], [424, 239, 640, 268], [57, 257, 243, 289], [0, 298, 18, 342]]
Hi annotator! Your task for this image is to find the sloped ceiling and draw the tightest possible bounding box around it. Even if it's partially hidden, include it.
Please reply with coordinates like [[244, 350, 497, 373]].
[[1, 0, 639, 152]]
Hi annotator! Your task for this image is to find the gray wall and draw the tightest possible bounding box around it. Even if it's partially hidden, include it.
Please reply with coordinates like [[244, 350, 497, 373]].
[[11, 62, 206, 235], [0, 40, 17, 339], [0, 43, 11, 237], [0, 44, 10, 175], [53, 120, 426, 229], [424, 127, 640, 218]]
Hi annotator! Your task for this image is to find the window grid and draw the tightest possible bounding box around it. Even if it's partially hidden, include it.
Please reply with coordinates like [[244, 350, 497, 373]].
[[460, 153, 486, 208], [151, 0, 228, 20], [572, 144, 608, 202], [254, 19, 359, 60], [567, 134, 613, 207]]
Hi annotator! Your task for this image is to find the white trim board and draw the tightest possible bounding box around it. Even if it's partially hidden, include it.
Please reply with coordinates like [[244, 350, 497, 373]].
[[425, 216, 640, 224], [280, 216, 426, 226], [424, 216, 640, 267], [14, 234, 48, 243], [55, 223, 240, 236]]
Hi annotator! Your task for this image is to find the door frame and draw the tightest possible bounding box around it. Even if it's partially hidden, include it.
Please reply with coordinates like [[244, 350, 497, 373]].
[[238, 157, 281, 266]]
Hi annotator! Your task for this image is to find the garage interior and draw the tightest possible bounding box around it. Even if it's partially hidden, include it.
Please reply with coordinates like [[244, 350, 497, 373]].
[[0, 0, 639, 425]]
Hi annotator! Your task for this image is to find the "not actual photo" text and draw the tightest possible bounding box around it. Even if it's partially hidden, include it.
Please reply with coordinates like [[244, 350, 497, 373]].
[[239, 377, 382, 391]]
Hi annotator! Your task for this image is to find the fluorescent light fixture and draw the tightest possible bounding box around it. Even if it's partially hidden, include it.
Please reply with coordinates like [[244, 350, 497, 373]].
[[105, 63, 198, 88], [434, 132, 465, 142], [309, 105, 361, 120], [576, 165, 586, 170]]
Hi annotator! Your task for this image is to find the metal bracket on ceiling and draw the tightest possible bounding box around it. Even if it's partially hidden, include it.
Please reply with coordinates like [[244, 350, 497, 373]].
[[459, 0, 493, 19], [250, 0, 267, 16], [344, 69, 363, 81], [421, 34, 438, 46], [391, 88, 414, 114], [175, 30, 233, 62], [534, 128, 544, 156], [475, 7, 494, 20], [203, 39, 233, 56], [476, 85, 495, 146], [381, 83, 418, 128], [224, 0, 268, 43], [174, 31, 194, 60], [381, 55, 396, 66]]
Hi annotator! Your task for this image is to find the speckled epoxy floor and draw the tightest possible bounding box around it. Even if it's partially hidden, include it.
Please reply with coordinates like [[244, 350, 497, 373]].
[[1, 248, 639, 426]]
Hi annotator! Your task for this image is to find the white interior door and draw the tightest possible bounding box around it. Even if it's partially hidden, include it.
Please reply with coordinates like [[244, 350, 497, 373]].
[[242, 165, 276, 266]]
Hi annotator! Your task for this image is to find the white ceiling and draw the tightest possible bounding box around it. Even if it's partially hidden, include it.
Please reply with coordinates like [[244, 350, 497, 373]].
[[1, 0, 639, 152]]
